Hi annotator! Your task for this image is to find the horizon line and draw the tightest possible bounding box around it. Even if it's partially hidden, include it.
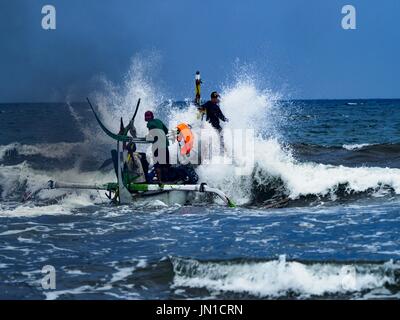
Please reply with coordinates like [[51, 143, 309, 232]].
[[1, 97, 400, 105]]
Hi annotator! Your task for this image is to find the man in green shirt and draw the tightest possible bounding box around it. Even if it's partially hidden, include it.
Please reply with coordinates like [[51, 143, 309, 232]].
[[144, 111, 170, 181]]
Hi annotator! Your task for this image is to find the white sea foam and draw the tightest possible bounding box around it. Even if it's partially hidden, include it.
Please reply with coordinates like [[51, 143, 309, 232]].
[[0, 226, 50, 236], [343, 143, 371, 151], [110, 259, 148, 283], [44, 285, 94, 300], [172, 256, 398, 298], [65, 270, 88, 275]]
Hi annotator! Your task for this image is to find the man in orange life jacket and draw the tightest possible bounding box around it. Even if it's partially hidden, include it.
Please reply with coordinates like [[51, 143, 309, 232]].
[[200, 91, 228, 151], [176, 123, 194, 156]]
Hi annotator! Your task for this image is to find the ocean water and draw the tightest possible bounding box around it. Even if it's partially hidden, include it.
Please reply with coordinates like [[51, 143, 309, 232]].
[[1, 97, 400, 300]]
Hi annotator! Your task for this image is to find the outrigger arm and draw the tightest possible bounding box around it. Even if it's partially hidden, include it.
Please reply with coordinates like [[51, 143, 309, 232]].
[[45, 180, 236, 207]]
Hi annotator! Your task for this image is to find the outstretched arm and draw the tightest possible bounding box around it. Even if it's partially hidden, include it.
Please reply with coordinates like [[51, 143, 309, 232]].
[[215, 106, 227, 122]]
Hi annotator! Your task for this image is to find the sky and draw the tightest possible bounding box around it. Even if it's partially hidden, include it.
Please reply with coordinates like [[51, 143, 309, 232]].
[[0, 0, 399, 102]]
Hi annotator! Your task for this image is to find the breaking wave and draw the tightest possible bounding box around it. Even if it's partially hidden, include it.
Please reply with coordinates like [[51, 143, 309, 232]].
[[2, 56, 400, 211], [0, 142, 81, 161], [343, 143, 372, 151], [171, 256, 400, 299], [189, 79, 400, 205], [61, 59, 400, 206]]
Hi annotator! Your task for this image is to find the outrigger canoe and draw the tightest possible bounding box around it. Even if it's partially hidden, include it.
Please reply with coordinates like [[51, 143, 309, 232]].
[[32, 98, 235, 208]]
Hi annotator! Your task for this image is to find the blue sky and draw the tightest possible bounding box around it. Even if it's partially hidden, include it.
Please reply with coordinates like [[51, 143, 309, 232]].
[[0, 0, 399, 102]]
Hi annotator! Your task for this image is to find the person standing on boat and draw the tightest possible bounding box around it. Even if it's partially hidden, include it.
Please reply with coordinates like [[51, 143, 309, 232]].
[[144, 111, 170, 182], [200, 91, 228, 151]]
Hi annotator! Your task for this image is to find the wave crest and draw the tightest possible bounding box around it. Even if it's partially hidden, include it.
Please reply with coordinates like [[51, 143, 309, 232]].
[[171, 256, 399, 298]]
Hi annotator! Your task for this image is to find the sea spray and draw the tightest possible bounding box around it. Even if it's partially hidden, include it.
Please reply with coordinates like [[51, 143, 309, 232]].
[[3, 57, 400, 209], [93, 53, 163, 141], [185, 77, 400, 202]]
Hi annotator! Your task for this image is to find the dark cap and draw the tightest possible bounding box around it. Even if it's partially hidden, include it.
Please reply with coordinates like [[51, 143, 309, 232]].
[[126, 142, 136, 153], [144, 110, 154, 121], [211, 91, 220, 99]]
